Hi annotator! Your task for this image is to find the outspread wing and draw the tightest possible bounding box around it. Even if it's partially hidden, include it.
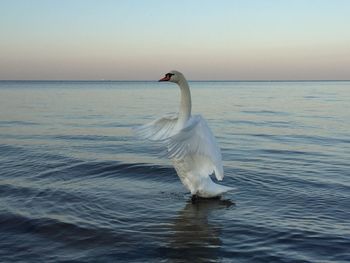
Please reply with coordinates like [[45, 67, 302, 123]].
[[134, 113, 178, 141], [165, 115, 224, 180]]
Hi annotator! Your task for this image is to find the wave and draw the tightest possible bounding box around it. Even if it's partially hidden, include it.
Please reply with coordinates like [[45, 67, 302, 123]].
[[0, 120, 41, 126], [1, 143, 175, 178], [0, 211, 132, 248]]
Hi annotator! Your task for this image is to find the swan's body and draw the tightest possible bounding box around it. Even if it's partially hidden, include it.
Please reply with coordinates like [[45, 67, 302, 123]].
[[136, 71, 233, 198]]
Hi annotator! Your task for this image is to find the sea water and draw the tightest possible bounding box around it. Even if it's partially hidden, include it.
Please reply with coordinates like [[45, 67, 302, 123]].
[[0, 80, 349, 262]]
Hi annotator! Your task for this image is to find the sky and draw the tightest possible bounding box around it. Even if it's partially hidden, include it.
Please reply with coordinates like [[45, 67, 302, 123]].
[[0, 0, 349, 80]]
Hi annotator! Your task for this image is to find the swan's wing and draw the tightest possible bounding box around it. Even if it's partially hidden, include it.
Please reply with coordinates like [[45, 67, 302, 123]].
[[134, 113, 178, 141], [165, 115, 224, 180]]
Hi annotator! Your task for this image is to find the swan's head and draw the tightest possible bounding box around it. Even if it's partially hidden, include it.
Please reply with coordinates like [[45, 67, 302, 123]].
[[159, 70, 184, 83]]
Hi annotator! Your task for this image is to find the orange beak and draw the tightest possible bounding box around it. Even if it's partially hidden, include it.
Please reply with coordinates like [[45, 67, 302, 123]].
[[159, 75, 170, 82]]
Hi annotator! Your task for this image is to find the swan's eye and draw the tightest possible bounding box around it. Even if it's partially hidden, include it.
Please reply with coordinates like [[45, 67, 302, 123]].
[[166, 73, 174, 78]]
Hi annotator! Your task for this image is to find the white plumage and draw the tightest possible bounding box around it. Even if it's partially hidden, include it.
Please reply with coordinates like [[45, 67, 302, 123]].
[[135, 71, 233, 198]]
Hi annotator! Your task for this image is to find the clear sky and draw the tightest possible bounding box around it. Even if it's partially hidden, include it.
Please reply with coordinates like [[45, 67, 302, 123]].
[[1, 0, 349, 80]]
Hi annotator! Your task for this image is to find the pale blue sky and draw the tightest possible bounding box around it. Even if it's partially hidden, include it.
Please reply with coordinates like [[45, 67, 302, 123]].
[[1, 0, 349, 80]]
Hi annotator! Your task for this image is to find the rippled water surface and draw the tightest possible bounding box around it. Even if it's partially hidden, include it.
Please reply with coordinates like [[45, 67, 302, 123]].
[[0, 81, 349, 262]]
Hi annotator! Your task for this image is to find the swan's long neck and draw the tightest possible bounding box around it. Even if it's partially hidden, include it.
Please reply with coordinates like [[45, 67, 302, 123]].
[[177, 78, 192, 128]]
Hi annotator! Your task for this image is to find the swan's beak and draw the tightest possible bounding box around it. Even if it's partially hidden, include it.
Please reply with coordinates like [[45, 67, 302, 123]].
[[159, 76, 170, 82]]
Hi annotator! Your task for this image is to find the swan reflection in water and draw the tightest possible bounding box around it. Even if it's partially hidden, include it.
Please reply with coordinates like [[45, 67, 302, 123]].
[[163, 198, 234, 262]]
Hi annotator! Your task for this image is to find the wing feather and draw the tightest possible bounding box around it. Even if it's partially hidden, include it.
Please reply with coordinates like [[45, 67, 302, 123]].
[[134, 114, 178, 141], [165, 115, 224, 180], [135, 114, 224, 180]]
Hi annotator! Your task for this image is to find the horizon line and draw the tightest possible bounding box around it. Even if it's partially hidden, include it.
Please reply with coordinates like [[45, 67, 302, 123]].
[[1, 79, 350, 82]]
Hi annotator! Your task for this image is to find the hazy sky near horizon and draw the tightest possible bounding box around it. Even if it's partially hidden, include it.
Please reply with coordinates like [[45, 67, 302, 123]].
[[1, 0, 349, 80]]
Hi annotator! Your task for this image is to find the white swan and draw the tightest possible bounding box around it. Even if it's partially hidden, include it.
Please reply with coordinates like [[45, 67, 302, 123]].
[[136, 71, 233, 199]]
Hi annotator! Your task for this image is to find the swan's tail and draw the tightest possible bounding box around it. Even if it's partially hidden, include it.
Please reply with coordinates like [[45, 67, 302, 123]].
[[197, 180, 235, 198], [213, 183, 235, 195]]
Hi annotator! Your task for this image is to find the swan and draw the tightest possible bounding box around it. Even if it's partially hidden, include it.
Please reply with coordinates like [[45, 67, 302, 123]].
[[136, 70, 233, 199]]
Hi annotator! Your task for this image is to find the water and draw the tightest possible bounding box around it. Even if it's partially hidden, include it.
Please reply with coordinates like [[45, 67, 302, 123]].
[[0, 80, 349, 262]]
